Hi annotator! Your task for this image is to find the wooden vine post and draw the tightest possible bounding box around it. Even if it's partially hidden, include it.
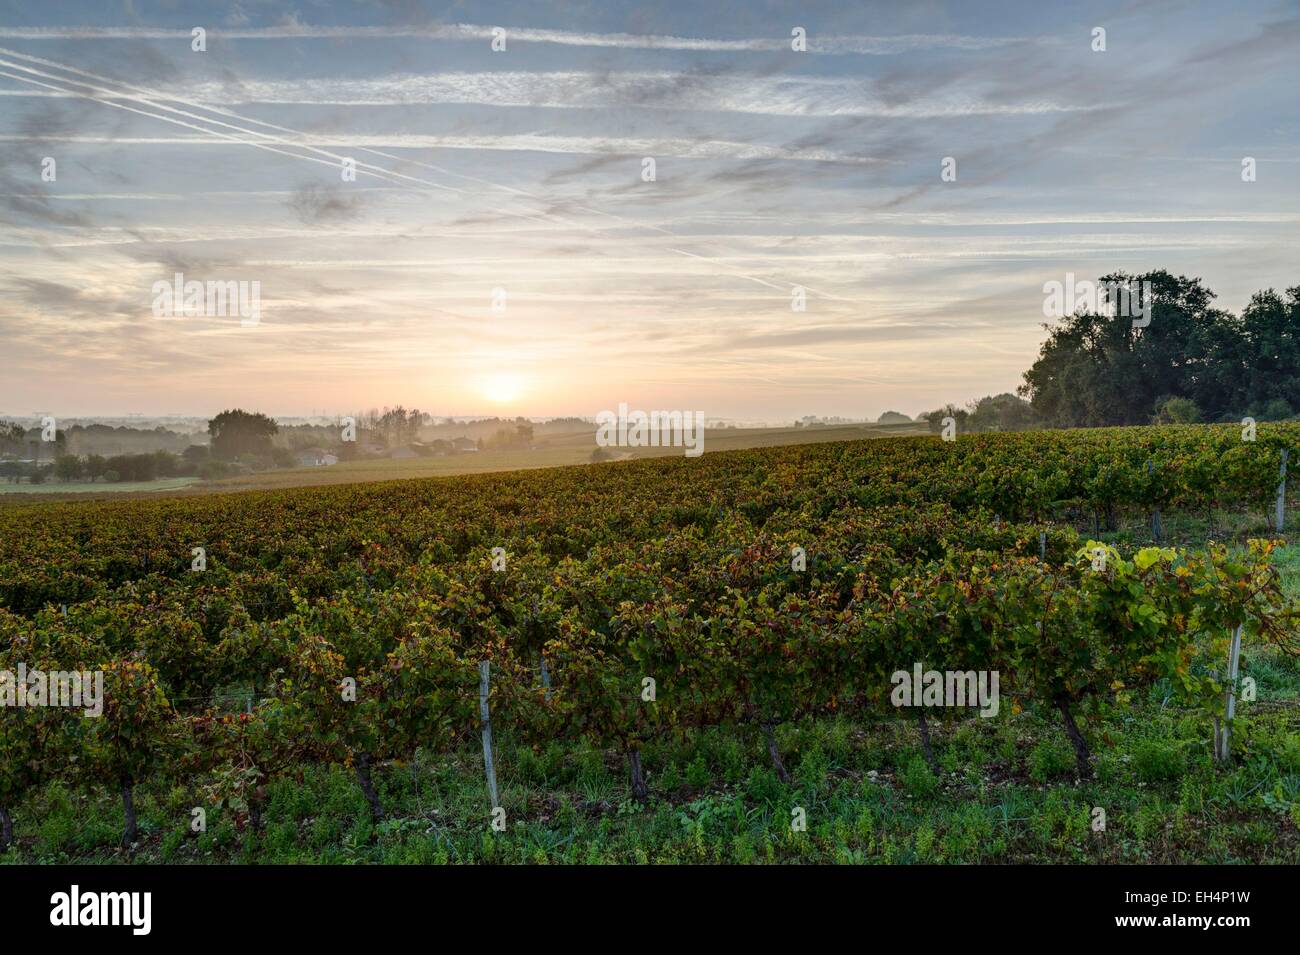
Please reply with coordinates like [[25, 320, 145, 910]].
[[479, 660, 500, 808], [1214, 625, 1244, 764], [1275, 448, 1289, 533], [1147, 460, 1163, 543], [539, 656, 552, 701]]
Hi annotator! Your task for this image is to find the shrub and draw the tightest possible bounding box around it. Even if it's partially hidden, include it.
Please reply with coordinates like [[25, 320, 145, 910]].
[[1132, 738, 1186, 783], [1153, 396, 1200, 424], [901, 754, 938, 798], [1029, 739, 1075, 782]]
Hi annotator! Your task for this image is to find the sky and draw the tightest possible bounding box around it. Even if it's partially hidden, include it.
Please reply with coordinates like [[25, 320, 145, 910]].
[[0, 0, 1297, 421]]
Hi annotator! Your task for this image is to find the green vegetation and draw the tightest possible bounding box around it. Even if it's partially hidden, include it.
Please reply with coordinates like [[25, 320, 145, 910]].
[[6, 676, 1299, 864], [1022, 271, 1300, 428], [0, 422, 926, 503], [0, 424, 1298, 864], [0, 478, 198, 496]]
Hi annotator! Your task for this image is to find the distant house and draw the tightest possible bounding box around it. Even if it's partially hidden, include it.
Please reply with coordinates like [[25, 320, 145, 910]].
[[295, 448, 338, 467], [451, 437, 478, 453]]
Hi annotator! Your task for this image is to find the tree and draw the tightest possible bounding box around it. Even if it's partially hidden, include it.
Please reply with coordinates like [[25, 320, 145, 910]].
[[1257, 398, 1294, 422], [481, 425, 534, 451], [105, 454, 157, 482], [966, 394, 1039, 432], [877, 411, 912, 424], [84, 454, 107, 482], [151, 450, 178, 478], [0, 422, 25, 456], [1152, 396, 1200, 424], [375, 406, 424, 447], [181, 445, 210, 470], [208, 410, 278, 460], [53, 455, 84, 482], [922, 405, 968, 433], [1020, 271, 1220, 426], [1238, 287, 1300, 414], [1020, 272, 1300, 427]]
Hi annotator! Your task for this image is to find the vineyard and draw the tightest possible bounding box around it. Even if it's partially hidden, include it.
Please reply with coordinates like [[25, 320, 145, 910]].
[[2, 423, 1300, 863]]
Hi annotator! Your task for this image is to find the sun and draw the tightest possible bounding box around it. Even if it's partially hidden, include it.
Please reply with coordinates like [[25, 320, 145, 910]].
[[479, 372, 525, 404]]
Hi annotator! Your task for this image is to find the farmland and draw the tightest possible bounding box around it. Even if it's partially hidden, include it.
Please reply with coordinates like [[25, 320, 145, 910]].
[[0, 420, 930, 504], [196, 422, 929, 494], [0, 422, 927, 504], [1, 424, 1299, 864]]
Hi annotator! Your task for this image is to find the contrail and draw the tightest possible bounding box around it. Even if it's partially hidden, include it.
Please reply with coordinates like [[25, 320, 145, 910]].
[[0, 55, 570, 232], [0, 47, 853, 301], [0, 24, 1053, 56]]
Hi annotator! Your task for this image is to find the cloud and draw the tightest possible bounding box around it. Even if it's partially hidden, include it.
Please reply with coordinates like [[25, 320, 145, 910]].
[[0, 131, 896, 166], [172, 71, 1104, 118], [5, 276, 137, 319], [286, 182, 363, 225]]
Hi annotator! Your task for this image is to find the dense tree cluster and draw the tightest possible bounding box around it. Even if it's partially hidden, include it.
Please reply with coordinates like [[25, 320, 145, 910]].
[[1020, 271, 1300, 427], [923, 394, 1039, 434], [208, 410, 279, 459]]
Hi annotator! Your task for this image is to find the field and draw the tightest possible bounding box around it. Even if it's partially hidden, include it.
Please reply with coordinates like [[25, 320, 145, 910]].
[[2, 424, 1299, 864], [0, 477, 199, 497], [0, 422, 926, 504]]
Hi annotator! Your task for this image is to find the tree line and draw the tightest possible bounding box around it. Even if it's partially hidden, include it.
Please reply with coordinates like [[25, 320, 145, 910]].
[[1023, 271, 1300, 428], [925, 271, 1300, 432]]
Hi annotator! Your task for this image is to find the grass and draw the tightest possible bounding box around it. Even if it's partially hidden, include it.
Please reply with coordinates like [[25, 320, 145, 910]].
[[0, 477, 198, 496], [4, 633, 1297, 865]]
